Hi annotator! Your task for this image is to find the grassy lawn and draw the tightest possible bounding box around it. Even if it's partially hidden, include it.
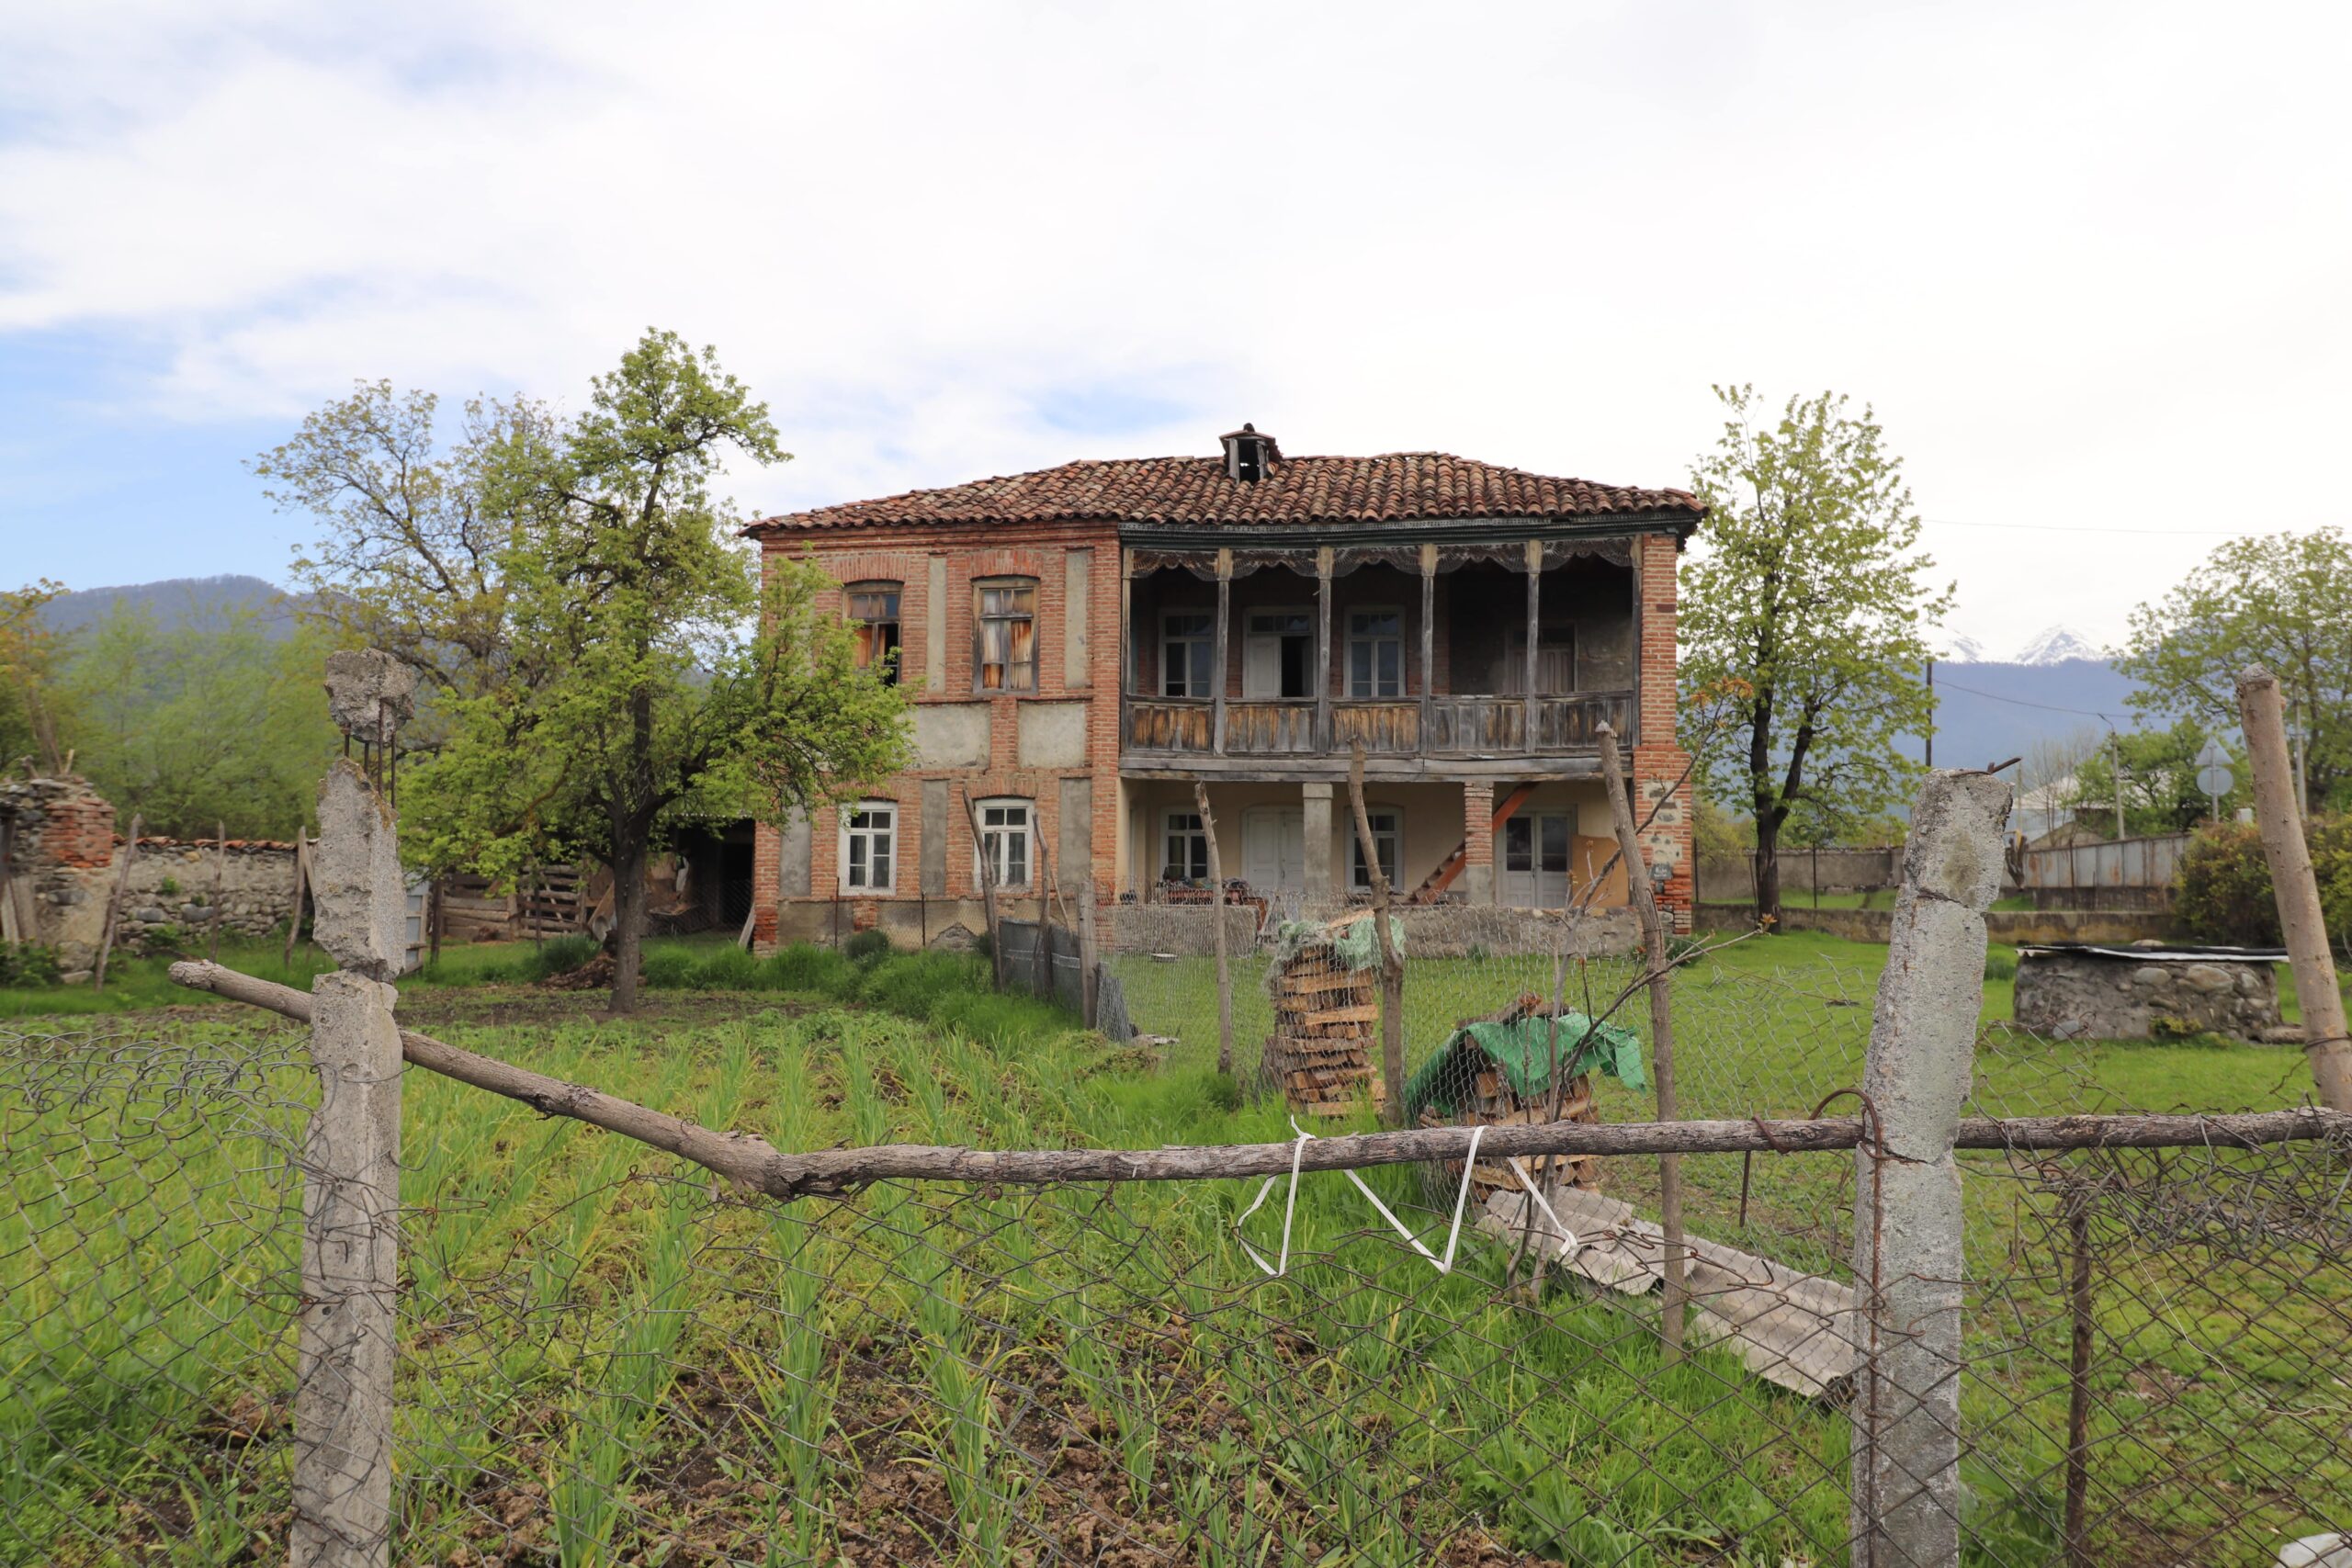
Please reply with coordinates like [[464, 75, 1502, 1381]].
[[5, 934, 2344, 1564]]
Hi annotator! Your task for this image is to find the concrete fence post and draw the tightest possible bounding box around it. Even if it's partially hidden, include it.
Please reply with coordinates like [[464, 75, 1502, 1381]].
[[1849, 769, 2011, 1568], [292, 651, 413, 1568]]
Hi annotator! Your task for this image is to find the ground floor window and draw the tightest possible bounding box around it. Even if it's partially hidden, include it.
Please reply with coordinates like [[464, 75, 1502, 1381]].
[[842, 801, 896, 891], [975, 797, 1034, 888], [1160, 808, 1210, 884], [1351, 807, 1403, 892]]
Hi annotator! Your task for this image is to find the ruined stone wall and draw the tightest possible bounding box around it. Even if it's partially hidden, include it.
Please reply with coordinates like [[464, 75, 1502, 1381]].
[[2, 775, 300, 977]]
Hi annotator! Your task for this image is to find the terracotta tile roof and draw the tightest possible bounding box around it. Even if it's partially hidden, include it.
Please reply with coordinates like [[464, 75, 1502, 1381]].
[[744, 452, 1702, 535]]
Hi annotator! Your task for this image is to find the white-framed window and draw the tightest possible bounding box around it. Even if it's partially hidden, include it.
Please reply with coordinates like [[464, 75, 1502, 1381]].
[[842, 800, 897, 891], [1347, 608, 1404, 698], [1351, 807, 1403, 892], [1161, 611, 1214, 698], [974, 578, 1037, 693], [1160, 808, 1210, 885], [974, 797, 1034, 888]]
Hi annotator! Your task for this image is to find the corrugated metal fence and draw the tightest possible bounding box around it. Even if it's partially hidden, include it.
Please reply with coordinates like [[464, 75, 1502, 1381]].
[[2019, 833, 2189, 893]]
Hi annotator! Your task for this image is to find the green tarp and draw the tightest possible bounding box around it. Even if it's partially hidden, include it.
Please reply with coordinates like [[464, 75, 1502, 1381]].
[[1402, 1014, 1647, 1124]]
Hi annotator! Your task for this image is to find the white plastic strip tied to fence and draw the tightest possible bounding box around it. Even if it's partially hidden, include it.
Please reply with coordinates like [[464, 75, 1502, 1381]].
[[1233, 1120, 1579, 1280]]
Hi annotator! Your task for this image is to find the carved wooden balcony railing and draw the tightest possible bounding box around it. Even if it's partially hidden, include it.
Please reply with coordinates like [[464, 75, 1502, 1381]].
[[1121, 690, 1634, 761]]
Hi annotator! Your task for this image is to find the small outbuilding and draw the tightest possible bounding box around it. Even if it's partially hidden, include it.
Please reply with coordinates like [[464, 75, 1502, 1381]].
[[2013, 942, 2287, 1041]]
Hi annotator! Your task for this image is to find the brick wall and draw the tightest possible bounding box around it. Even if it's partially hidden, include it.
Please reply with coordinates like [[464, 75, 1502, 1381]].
[[1631, 532, 1693, 931], [756, 520, 1123, 951]]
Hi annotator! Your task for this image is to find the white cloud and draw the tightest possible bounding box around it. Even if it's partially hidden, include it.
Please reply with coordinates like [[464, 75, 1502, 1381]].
[[2, 0, 2348, 650]]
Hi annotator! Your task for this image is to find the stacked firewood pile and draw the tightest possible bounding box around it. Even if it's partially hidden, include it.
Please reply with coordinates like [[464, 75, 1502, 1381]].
[[1261, 908, 1386, 1118], [1408, 992, 1622, 1201]]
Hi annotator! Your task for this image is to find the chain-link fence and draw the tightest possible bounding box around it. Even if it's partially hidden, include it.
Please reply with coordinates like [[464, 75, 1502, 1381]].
[[7, 992, 2347, 1567]]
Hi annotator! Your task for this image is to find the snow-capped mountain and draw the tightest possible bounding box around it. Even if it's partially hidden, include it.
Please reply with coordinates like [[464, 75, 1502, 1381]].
[[2014, 626, 2103, 665], [1938, 634, 1988, 663]]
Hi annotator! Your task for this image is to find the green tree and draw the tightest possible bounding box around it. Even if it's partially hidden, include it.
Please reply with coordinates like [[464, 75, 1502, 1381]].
[[2062, 717, 2248, 839], [58, 601, 341, 838], [1679, 385, 1952, 927], [401, 331, 909, 1011], [0, 580, 71, 775], [254, 381, 554, 726], [2116, 525, 2352, 811]]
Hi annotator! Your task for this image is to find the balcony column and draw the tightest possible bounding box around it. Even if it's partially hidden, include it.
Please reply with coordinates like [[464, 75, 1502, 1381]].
[[1212, 547, 1232, 755], [1523, 537, 1542, 752], [1301, 782, 1334, 903], [1419, 542, 1436, 750], [1314, 546, 1334, 751]]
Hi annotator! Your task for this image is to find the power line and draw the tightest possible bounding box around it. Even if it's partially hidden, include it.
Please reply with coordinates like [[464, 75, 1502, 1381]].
[[1931, 675, 2128, 724], [1921, 516, 2248, 537]]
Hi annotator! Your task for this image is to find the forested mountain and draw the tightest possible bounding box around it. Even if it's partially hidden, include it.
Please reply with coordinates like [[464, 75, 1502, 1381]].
[[41, 575, 297, 638]]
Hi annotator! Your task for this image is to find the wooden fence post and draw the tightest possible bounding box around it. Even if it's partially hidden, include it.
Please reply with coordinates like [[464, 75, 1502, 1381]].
[[1346, 744, 1406, 1126], [1849, 768, 2010, 1568], [1596, 723, 1684, 1360], [2236, 666, 2352, 1111], [964, 790, 1005, 991], [1193, 781, 1234, 1077], [207, 819, 227, 963], [91, 811, 140, 992], [1079, 877, 1100, 1030], [285, 827, 310, 969]]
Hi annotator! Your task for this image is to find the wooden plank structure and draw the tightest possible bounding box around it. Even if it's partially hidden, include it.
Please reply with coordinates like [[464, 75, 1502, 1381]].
[[1261, 908, 1387, 1117], [1414, 991, 1602, 1199], [1478, 1184, 1860, 1400]]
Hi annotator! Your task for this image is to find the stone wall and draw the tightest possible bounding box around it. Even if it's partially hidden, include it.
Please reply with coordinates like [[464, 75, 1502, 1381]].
[[1699, 904, 2178, 947], [118, 838, 300, 947], [2013, 950, 2281, 1042], [1104, 901, 1640, 960], [2, 774, 300, 978]]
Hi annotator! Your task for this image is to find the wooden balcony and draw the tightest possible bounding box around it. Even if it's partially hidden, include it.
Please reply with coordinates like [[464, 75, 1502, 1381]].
[[1121, 691, 1634, 765]]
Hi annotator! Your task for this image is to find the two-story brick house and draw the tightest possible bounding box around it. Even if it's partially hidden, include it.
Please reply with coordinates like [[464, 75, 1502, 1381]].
[[743, 426, 1702, 950]]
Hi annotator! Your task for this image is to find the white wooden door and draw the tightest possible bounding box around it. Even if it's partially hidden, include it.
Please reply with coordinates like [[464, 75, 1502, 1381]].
[[1499, 810, 1575, 908], [1241, 807, 1305, 891]]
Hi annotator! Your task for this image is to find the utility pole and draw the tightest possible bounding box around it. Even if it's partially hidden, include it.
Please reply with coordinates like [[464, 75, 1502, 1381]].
[[1924, 657, 1934, 770], [2109, 729, 2125, 840]]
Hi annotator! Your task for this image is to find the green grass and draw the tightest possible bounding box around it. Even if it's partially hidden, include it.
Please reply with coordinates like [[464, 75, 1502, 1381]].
[[5, 933, 2343, 1564]]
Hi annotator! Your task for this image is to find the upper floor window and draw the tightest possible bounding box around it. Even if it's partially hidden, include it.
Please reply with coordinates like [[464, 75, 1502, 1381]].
[[1160, 808, 1210, 884], [1348, 608, 1403, 698], [1161, 612, 1214, 698], [842, 800, 897, 891], [1351, 807, 1403, 893], [974, 579, 1036, 693], [846, 581, 902, 684], [974, 797, 1034, 888]]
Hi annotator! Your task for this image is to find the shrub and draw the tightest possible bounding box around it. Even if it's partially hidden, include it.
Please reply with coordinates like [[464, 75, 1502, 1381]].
[[157, 876, 181, 897], [1666, 934, 1709, 968], [639, 949, 696, 989], [522, 934, 601, 982], [763, 943, 858, 997], [1983, 949, 2018, 981], [0, 942, 62, 987], [857, 951, 989, 1018], [843, 929, 892, 966], [691, 945, 763, 990], [2174, 816, 2352, 951]]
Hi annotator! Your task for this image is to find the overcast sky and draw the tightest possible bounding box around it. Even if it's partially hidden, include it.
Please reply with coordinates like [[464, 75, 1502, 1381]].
[[4, 1, 2345, 659]]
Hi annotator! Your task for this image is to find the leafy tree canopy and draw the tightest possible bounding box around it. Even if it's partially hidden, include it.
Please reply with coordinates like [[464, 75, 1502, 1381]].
[[55, 600, 341, 839], [2116, 525, 2352, 811], [1678, 385, 1951, 921], [254, 381, 554, 730], [0, 580, 71, 775], [2061, 716, 2249, 840], [397, 330, 909, 1010]]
